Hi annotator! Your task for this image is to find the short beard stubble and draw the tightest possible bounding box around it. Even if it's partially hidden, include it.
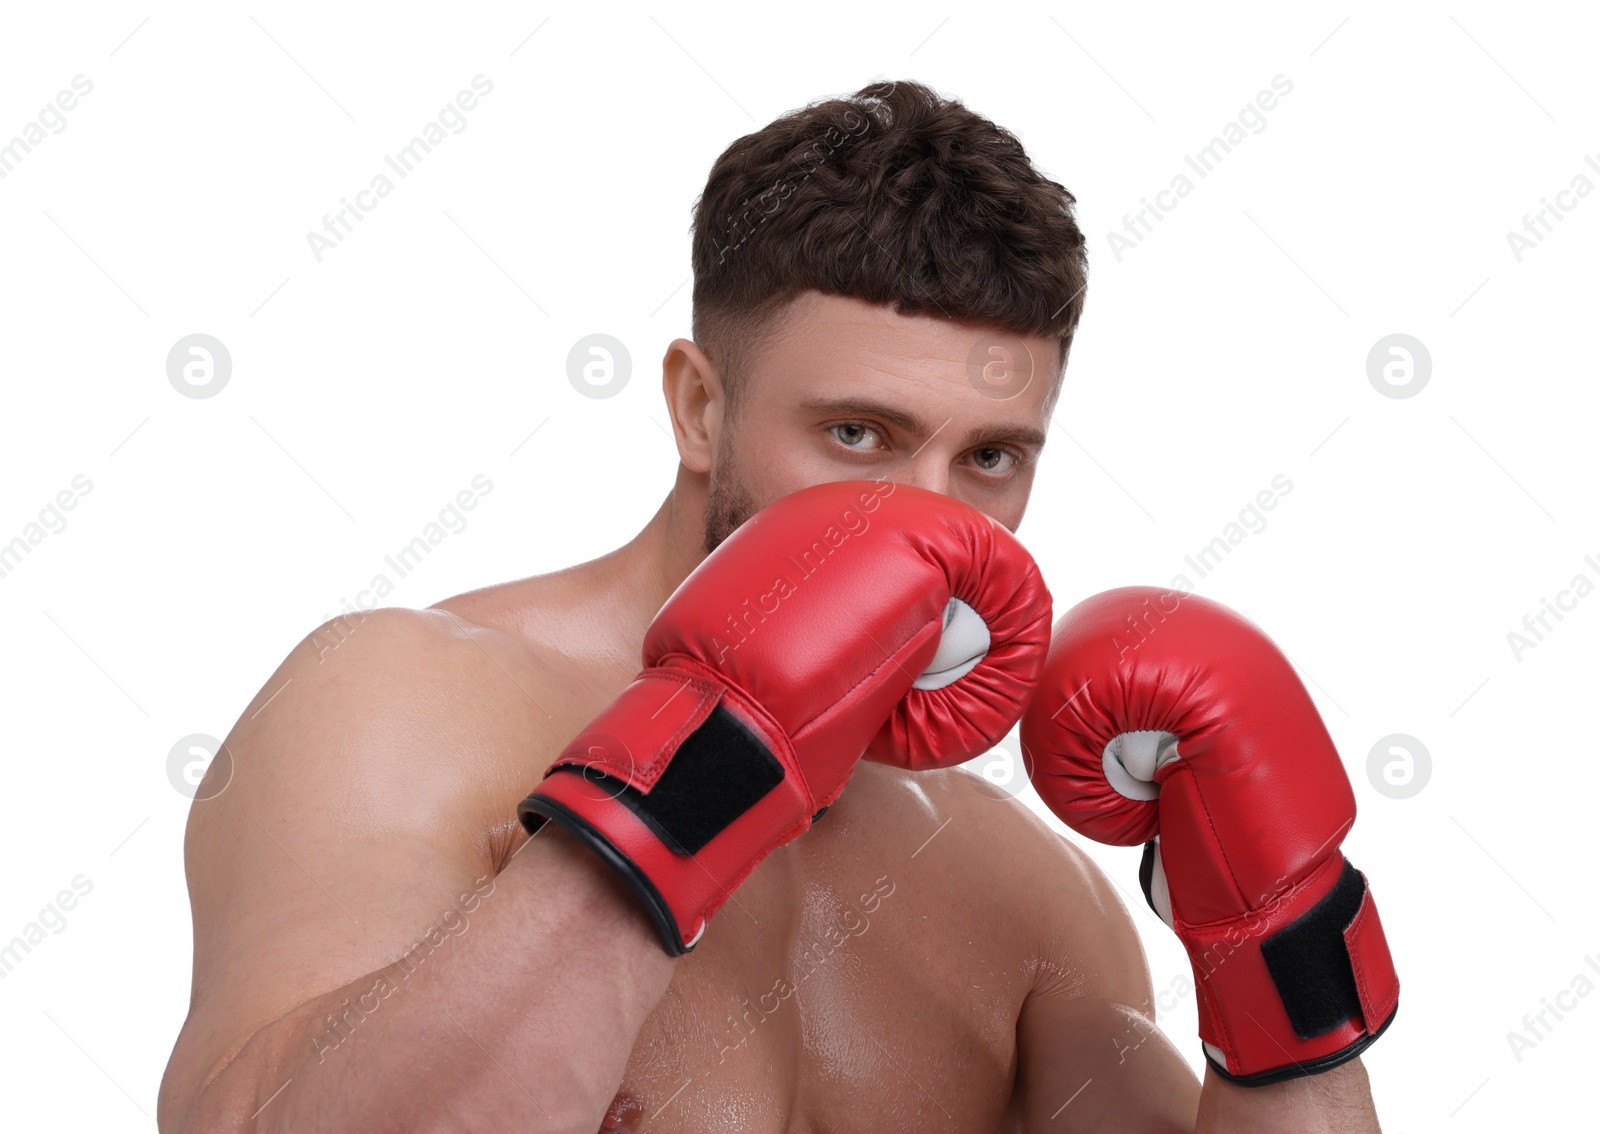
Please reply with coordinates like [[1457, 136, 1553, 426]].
[[701, 423, 758, 555]]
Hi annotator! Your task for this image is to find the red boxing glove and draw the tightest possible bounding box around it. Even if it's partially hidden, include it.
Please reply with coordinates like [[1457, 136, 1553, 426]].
[[1020, 586, 1399, 1084], [520, 480, 1051, 954]]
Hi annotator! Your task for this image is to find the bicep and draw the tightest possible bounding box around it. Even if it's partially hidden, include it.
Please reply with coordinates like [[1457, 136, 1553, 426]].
[[167, 609, 549, 1101], [1012, 833, 1202, 1134], [1015, 992, 1198, 1133]]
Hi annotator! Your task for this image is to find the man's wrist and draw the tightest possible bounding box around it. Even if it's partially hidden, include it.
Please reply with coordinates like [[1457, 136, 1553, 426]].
[[507, 820, 678, 963], [1196, 1056, 1380, 1133]]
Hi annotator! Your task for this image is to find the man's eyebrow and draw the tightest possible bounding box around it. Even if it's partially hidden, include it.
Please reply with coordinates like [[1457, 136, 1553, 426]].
[[955, 422, 1048, 450], [798, 396, 931, 437], [796, 396, 1046, 451]]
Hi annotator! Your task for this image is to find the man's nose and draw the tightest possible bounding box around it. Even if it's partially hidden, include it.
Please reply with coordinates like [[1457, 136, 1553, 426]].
[[897, 451, 951, 497]]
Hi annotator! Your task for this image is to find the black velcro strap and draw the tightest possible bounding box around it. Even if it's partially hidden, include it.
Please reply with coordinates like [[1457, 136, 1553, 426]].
[[1259, 858, 1367, 1039], [603, 704, 785, 855]]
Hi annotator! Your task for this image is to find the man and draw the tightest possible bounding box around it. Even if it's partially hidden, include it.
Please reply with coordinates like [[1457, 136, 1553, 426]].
[[159, 79, 1390, 1131]]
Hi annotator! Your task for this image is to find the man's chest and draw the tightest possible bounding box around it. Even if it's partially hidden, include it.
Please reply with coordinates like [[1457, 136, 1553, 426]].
[[477, 662, 1039, 1132], [594, 875, 1024, 1133]]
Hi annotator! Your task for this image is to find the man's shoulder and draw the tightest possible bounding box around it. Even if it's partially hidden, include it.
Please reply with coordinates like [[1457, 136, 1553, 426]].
[[282, 603, 565, 722], [428, 561, 619, 657], [228, 601, 594, 815], [846, 762, 1090, 864], [834, 763, 1118, 933], [295, 552, 624, 720]]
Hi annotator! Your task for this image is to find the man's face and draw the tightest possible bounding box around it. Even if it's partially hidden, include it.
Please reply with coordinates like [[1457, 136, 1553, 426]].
[[703, 292, 1057, 553]]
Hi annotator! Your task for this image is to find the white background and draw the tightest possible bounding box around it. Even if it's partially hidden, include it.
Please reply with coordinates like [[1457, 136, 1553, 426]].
[[1, 1, 1595, 1129]]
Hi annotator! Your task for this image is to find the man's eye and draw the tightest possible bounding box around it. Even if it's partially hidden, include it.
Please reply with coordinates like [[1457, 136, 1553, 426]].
[[972, 447, 1014, 472], [832, 423, 879, 448]]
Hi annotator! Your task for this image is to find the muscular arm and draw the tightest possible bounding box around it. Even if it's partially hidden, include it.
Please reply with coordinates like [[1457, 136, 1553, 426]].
[[1011, 828, 1380, 1133], [157, 609, 675, 1133]]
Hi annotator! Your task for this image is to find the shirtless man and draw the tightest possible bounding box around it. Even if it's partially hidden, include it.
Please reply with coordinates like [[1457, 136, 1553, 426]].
[[158, 80, 1392, 1131]]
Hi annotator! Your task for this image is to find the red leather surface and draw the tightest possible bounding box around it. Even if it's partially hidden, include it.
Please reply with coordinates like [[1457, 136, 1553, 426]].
[[1344, 879, 1401, 1036], [535, 480, 1052, 945], [645, 478, 1052, 775], [1021, 585, 1399, 1079]]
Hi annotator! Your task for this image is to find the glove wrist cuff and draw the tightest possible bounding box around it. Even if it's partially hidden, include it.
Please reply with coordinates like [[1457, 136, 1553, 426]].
[[518, 670, 812, 955], [1177, 856, 1400, 1084]]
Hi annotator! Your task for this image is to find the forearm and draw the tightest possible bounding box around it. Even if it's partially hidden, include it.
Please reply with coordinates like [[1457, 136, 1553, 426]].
[[1194, 1059, 1379, 1134], [180, 825, 675, 1134]]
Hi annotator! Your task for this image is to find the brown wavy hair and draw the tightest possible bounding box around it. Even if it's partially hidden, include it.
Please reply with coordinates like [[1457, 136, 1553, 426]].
[[689, 78, 1088, 408]]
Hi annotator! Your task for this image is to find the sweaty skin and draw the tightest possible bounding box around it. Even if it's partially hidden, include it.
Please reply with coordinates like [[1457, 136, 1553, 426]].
[[430, 579, 1181, 1132], [159, 292, 1379, 1133]]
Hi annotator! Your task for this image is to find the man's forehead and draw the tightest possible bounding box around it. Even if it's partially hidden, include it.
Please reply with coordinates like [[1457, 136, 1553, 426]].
[[761, 292, 1057, 389]]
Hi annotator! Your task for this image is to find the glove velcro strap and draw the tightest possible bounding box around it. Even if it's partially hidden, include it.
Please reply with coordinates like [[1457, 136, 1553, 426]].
[[518, 674, 810, 955], [1260, 858, 1368, 1039], [1182, 855, 1400, 1085], [532, 670, 791, 854], [596, 704, 784, 856]]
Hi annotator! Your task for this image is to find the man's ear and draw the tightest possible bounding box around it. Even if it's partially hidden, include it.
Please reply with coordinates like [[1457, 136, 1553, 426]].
[[662, 338, 723, 474]]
